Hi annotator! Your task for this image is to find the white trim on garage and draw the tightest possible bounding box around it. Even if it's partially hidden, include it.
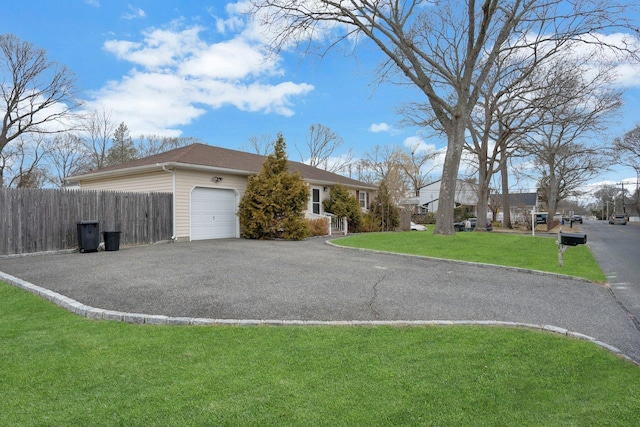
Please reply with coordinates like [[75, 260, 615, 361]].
[[190, 187, 239, 240]]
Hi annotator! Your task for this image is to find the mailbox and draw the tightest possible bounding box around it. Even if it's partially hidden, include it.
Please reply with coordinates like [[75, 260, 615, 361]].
[[560, 232, 587, 246]]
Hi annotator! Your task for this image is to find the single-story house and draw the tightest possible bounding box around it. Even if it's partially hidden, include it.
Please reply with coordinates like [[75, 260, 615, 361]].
[[490, 192, 538, 223], [417, 179, 479, 214], [64, 143, 377, 241]]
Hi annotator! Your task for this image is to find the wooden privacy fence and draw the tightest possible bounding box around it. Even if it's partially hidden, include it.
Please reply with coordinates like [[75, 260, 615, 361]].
[[0, 188, 173, 256]]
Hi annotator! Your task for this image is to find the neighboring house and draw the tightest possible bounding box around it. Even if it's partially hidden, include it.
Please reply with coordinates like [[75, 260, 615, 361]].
[[417, 179, 479, 214], [64, 143, 376, 241], [490, 192, 538, 223]]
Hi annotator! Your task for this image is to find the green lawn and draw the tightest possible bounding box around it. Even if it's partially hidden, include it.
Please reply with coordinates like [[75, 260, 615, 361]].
[[1, 282, 639, 426], [332, 231, 606, 282]]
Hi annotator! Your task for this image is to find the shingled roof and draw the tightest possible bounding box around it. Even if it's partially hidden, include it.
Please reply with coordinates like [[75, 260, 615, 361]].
[[68, 143, 375, 189], [492, 192, 537, 206]]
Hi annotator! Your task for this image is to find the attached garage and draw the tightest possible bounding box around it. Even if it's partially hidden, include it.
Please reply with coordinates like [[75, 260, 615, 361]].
[[190, 187, 239, 240], [66, 143, 377, 241]]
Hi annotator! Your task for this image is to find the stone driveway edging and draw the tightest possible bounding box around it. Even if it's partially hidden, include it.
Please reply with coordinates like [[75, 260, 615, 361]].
[[1, 270, 636, 366]]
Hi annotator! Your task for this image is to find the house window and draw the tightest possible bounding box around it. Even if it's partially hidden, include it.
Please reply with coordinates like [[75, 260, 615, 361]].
[[359, 191, 367, 209], [312, 188, 321, 214]]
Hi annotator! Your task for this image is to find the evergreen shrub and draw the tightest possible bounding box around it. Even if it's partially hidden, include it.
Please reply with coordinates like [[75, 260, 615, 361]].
[[238, 134, 310, 240]]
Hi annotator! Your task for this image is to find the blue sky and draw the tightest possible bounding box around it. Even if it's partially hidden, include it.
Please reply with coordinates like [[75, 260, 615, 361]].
[[3, 1, 640, 195]]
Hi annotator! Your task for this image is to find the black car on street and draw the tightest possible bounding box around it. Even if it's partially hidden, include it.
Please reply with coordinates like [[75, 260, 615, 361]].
[[454, 218, 493, 232]]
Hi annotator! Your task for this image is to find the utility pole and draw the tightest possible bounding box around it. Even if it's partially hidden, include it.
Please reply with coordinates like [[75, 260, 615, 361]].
[[617, 182, 627, 214]]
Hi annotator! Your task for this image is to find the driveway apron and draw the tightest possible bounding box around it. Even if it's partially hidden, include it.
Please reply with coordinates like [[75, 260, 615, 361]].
[[1, 238, 639, 363]]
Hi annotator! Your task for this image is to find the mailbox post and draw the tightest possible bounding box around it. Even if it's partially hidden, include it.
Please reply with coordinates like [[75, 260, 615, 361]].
[[557, 230, 587, 267]]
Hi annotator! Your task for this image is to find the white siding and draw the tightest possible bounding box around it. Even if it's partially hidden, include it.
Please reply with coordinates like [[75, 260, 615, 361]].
[[78, 171, 172, 193], [174, 170, 248, 240]]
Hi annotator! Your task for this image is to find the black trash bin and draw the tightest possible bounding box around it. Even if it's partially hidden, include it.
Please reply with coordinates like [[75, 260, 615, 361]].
[[77, 221, 100, 253], [102, 231, 122, 251]]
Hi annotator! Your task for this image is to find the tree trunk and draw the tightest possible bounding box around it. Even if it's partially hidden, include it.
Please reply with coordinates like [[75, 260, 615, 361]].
[[546, 170, 559, 231], [476, 154, 490, 232], [476, 181, 489, 232], [500, 151, 512, 229], [434, 119, 465, 235]]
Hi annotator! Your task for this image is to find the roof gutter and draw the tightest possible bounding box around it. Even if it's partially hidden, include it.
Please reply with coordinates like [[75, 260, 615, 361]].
[[302, 178, 377, 190], [64, 162, 258, 183]]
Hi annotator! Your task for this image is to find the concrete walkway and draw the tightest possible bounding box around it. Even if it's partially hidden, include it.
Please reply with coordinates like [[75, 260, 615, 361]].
[[1, 237, 639, 363]]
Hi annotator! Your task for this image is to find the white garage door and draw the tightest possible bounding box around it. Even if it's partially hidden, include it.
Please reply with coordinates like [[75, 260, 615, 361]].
[[190, 188, 237, 240]]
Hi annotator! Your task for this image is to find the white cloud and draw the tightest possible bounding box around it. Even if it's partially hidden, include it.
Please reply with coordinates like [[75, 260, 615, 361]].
[[87, 72, 206, 136], [611, 63, 640, 88], [85, 0, 100, 7], [403, 135, 436, 153], [94, 15, 314, 135], [573, 33, 640, 88], [194, 79, 313, 116], [518, 32, 640, 89], [223, 0, 349, 49], [104, 26, 203, 69], [212, 2, 249, 34], [369, 122, 391, 133], [122, 5, 146, 20], [178, 39, 279, 79]]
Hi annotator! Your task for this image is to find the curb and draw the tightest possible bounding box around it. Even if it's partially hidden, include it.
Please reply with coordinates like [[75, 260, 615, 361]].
[[1, 270, 637, 366]]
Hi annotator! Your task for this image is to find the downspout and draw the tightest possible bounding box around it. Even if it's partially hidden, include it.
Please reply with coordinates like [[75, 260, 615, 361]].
[[161, 165, 177, 240]]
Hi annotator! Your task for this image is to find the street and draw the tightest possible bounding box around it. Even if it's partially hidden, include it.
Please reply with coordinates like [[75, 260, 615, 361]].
[[583, 219, 640, 329]]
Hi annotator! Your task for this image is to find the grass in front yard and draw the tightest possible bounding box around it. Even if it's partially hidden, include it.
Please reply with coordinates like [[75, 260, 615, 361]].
[[2, 282, 639, 426], [332, 231, 606, 282]]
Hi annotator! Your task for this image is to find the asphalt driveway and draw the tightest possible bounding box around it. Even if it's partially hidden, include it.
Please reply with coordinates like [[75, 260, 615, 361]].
[[1, 237, 639, 363]]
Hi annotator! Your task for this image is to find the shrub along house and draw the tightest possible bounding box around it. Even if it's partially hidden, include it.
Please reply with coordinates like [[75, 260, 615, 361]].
[[64, 143, 376, 241]]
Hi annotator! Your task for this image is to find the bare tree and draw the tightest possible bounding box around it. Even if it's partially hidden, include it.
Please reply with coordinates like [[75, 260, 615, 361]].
[[43, 133, 90, 187], [522, 60, 621, 221], [349, 159, 376, 184], [360, 144, 408, 205], [241, 133, 275, 156], [0, 34, 79, 185], [251, 0, 633, 234], [592, 184, 620, 218], [615, 125, 640, 165], [82, 106, 116, 170], [534, 143, 610, 207], [397, 142, 438, 198], [136, 135, 201, 158], [297, 123, 354, 173], [465, 48, 547, 230], [614, 125, 640, 179], [613, 126, 640, 214], [2, 134, 48, 187]]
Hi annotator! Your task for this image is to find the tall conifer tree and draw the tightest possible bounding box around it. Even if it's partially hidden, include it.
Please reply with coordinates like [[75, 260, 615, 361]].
[[238, 133, 310, 240], [370, 180, 400, 232]]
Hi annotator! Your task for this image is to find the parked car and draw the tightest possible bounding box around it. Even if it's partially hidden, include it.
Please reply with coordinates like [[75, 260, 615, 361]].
[[410, 222, 427, 231], [453, 218, 493, 232], [571, 215, 583, 224], [609, 213, 627, 225], [535, 213, 548, 224]]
